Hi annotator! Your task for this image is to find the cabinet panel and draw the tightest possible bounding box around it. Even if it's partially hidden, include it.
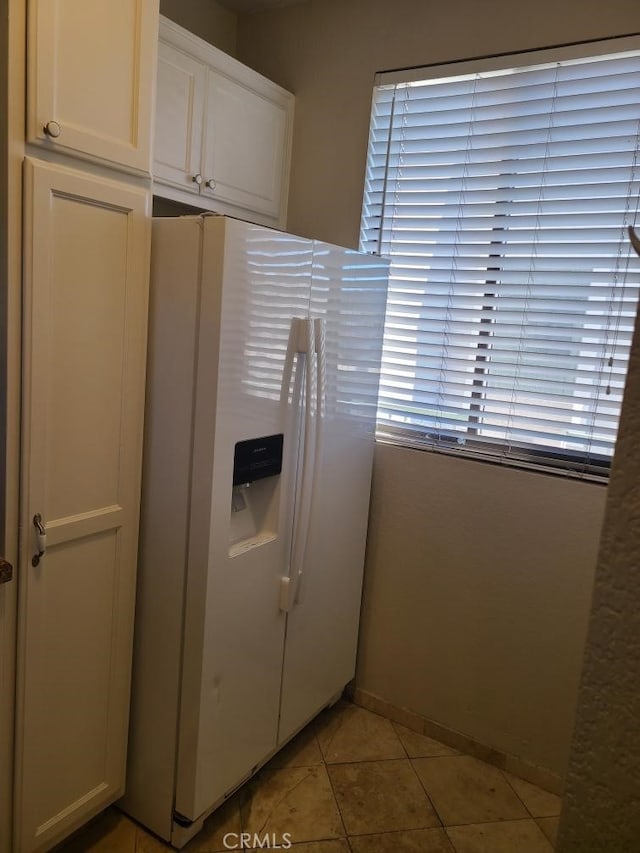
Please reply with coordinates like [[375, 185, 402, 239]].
[[152, 17, 293, 227], [28, 0, 159, 173], [15, 159, 150, 852], [203, 73, 289, 219], [154, 42, 206, 190]]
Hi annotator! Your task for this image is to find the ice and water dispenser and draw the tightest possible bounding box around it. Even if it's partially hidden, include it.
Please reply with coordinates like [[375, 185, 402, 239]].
[[229, 434, 283, 555]]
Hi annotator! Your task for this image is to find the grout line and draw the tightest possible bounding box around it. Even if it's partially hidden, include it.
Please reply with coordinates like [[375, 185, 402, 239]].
[[318, 703, 351, 761], [444, 824, 461, 853], [406, 757, 446, 831], [500, 767, 536, 819], [391, 719, 411, 761], [324, 754, 425, 766], [444, 815, 551, 829], [323, 747, 351, 842]]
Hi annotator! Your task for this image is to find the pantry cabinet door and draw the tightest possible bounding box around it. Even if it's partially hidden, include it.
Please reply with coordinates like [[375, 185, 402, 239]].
[[27, 0, 158, 173], [14, 159, 150, 852], [202, 70, 293, 222], [153, 40, 207, 192]]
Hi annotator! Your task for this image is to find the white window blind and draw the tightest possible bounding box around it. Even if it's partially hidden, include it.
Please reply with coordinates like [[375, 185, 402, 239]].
[[361, 39, 640, 478]]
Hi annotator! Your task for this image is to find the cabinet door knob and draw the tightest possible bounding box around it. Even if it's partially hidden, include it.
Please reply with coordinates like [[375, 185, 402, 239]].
[[0, 558, 13, 585], [43, 120, 62, 138], [192, 173, 203, 186], [206, 178, 216, 190]]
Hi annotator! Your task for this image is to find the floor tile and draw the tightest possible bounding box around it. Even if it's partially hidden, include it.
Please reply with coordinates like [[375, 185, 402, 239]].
[[446, 818, 554, 852], [536, 815, 560, 846], [268, 842, 349, 853], [412, 756, 528, 826], [349, 827, 455, 852], [328, 759, 440, 835], [135, 829, 171, 852], [241, 765, 344, 844], [267, 728, 324, 769], [315, 701, 405, 764], [504, 772, 562, 817], [182, 793, 243, 852], [137, 814, 249, 853], [54, 808, 138, 852], [392, 723, 458, 759]]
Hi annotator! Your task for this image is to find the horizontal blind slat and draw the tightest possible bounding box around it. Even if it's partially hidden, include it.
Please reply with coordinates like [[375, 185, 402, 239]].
[[362, 40, 640, 473]]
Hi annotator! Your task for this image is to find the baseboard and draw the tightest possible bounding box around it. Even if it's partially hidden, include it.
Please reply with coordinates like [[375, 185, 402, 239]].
[[347, 685, 564, 796]]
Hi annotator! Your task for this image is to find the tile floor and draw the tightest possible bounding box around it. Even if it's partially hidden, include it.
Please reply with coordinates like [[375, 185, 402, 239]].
[[55, 700, 562, 853]]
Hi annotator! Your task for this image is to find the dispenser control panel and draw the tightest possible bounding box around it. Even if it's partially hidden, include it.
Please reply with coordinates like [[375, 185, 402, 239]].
[[233, 433, 284, 486]]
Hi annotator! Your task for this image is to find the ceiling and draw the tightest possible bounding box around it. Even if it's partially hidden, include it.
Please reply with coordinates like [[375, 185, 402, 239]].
[[217, 0, 308, 13]]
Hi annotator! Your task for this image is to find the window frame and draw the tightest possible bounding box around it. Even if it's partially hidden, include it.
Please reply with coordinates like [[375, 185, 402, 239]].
[[361, 36, 640, 480]]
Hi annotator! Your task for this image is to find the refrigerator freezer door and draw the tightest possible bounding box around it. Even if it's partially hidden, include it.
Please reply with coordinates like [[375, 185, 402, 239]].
[[277, 242, 388, 743], [175, 217, 313, 820]]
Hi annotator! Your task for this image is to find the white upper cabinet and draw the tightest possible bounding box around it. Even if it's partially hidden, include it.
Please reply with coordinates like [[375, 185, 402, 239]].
[[154, 17, 294, 228], [27, 0, 159, 174], [154, 41, 207, 191]]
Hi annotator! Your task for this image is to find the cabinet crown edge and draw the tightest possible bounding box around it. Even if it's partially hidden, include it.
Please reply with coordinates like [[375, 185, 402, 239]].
[[159, 15, 294, 102]]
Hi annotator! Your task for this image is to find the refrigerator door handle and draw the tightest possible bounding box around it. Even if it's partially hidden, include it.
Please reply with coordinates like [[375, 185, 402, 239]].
[[284, 317, 317, 612], [280, 316, 307, 612], [280, 317, 307, 405], [314, 318, 326, 417], [294, 318, 326, 606]]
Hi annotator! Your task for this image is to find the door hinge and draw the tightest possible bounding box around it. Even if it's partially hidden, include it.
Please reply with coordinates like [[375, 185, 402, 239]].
[[279, 575, 292, 612]]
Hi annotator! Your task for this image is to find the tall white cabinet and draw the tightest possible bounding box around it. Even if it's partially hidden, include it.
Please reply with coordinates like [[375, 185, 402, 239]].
[[15, 159, 150, 852], [15, 2, 158, 851]]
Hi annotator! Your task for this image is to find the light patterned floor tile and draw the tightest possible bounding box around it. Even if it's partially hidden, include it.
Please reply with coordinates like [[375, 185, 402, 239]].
[[135, 828, 171, 852], [536, 815, 560, 846], [504, 772, 562, 817], [446, 819, 554, 852], [315, 701, 405, 764], [241, 765, 344, 844], [50, 700, 564, 853], [328, 759, 440, 835], [54, 808, 138, 853], [392, 723, 458, 759], [349, 827, 455, 852], [182, 793, 244, 852], [412, 756, 528, 826], [257, 842, 350, 853], [267, 728, 324, 770]]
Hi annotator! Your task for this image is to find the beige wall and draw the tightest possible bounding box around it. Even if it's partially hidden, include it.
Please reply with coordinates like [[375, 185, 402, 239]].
[[160, 0, 237, 55], [238, 0, 640, 248], [361, 447, 604, 778], [237, 0, 640, 778]]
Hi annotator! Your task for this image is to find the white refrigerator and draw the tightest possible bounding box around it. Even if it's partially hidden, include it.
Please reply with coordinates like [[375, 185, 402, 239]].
[[121, 215, 388, 847]]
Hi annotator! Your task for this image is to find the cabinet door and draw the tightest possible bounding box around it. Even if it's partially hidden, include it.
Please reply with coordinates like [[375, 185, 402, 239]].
[[154, 41, 206, 192], [15, 159, 150, 852], [28, 0, 158, 173], [202, 71, 292, 220]]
